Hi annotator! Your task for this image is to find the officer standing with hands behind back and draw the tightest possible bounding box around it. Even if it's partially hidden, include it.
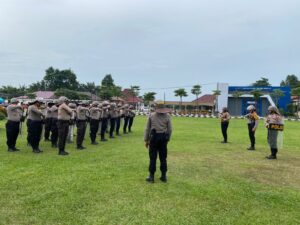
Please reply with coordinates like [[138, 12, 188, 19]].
[[144, 103, 172, 183]]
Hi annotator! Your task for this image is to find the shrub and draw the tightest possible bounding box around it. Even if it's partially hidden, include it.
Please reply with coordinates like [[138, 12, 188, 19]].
[[0, 112, 6, 120]]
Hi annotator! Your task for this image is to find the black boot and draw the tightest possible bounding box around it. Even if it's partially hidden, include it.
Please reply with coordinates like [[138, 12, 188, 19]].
[[247, 146, 255, 151], [266, 149, 277, 160], [160, 173, 167, 183], [77, 146, 86, 150], [59, 150, 69, 156], [146, 174, 155, 183], [91, 141, 98, 145], [8, 148, 15, 152]]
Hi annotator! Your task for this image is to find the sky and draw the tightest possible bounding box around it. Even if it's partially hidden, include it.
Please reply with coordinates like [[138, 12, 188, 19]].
[[0, 0, 299, 100]]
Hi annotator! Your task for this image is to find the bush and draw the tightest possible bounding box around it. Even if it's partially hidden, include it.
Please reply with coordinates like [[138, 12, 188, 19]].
[[0, 112, 6, 120], [0, 106, 7, 117]]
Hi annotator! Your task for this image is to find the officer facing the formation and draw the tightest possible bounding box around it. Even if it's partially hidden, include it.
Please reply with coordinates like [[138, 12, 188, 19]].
[[6, 98, 23, 152], [27, 99, 44, 153], [128, 105, 136, 133], [76, 101, 89, 150], [144, 103, 172, 183], [89, 101, 101, 145], [265, 106, 284, 160], [245, 105, 259, 150], [44, 101, 55, 142], [50, 99, 59, 148], [57, 96, 73, 156], [101, 101, 110, 142], [219, 107, 231, 143]]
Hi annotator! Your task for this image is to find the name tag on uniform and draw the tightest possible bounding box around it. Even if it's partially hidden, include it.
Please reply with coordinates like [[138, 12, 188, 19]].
[[269, 123, 284, 131]]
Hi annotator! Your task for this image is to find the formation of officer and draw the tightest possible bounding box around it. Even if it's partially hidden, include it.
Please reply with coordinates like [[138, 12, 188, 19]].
[[5, 96, 136, 156], [144, 103, 172, 183]]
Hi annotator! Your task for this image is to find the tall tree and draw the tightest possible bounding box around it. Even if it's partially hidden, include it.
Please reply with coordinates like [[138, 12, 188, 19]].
[[99, 74, 121, 100], [292, 87, 300, 118], [280, 75, 300, 88], [143, 92, 156, 106], [252, 77, 271, 87], [251, 89, 263, 111], [232, 91, 243, 115], [43, 67, 79, 90], [191, 85, 202, 113], [212, 89, 221, 113], [271, 89, 284, 107], [174, 88, 188, 112]]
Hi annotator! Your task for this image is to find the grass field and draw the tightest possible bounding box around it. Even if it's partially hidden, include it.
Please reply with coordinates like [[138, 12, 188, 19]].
[[0, 116, 299, 225]]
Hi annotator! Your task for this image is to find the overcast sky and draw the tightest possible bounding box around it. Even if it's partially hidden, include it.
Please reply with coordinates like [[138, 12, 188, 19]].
[[0, 0, 299, 100]]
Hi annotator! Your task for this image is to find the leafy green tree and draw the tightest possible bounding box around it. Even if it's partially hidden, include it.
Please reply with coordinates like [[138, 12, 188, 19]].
[[212, 89, 221, 113], [280, 75, 300, 88], [191, 85, 202, 113], [55, 88, 81, 100], [271, 89, 284, 107], [143, 92, 156, 106], [174, 88, 188, 112], [292, 87, 300, 118], [0, 85, 28, 99], [43, 67, 79, 90], [252, 77, 271, 87], [99, 74, 122, 100], [251, 89, 263, 111]]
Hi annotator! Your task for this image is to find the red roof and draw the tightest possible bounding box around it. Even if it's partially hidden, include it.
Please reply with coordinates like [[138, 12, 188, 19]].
[[192, 94, 216, 106], [122, 89, 143, 104], [34, 91, 55, 99]]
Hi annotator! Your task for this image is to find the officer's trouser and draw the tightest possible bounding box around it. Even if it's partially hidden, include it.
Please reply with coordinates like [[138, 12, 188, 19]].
[[221, 121, 229, 142], [90, 119, 99, 143], [51, 119, 58, 145], [76, 120, 86, 147], [123, 117, 129, 133], [149, 133, 168, 175], [116, 117, 121, 135], [58, 120, 69, 152], [44, 118, 52, 140], [109, 118, 116, 137], [26, 119, 32, 145], [101, 118, 108, 140], [248, 123, 256, 147], [6, 120, 20, 149], [128, 117, 134, 132], [29, 120, 43, 150]]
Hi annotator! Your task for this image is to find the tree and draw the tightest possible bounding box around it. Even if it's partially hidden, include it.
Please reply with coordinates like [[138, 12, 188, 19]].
[[43, 67, 79, 90], [99, 74, 122, 100], [174, 88, 188, 112], [232, 91, 243, 115], [143, 92, 156, 106], [271, 89, 284, 107], [129, 86, 141, 104], [191, 85, 202, 113], [212, 89, 221, 113], [292, 87, 300, 118], [252, 77, 271, 87], [280, 75, 300, 88], [0, 85, 28, 99], [250, 89, 263, 111], [78, 82, 100, 95], [55, 88, 86, 100]]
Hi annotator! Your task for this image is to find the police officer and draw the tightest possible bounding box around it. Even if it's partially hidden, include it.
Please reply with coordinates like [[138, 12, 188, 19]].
[[44, 101, 54, 141], [50, 100, 59, 148], [144, 103, 172, 183], [100, 101, 110, 142], [67, 103, 77, 143], [27, 99, 44, 153], [245, 105, 259, 150], [109, 103, 117, 138], [89, 101, 101, 145], [115, 103, 123, 136], [76, 101, 89, 150], [57, 96, 73, 156], [219, 107, 231, 143], [123, 104, 130, 134], [6, 98, 23, 152], [128, 105, 136, 133]]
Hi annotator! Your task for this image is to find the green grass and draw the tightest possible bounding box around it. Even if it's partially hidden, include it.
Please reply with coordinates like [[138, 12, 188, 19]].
[[0, 117, 299, 225]]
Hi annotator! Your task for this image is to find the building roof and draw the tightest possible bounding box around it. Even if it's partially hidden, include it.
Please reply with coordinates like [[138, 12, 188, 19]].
[[122, 89, 143, 104], [192, 94, 216, 107], [34, 91, 55, 99]]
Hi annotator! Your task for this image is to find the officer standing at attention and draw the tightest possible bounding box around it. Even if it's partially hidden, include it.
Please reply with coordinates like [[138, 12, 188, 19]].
[[44, 101, 54, 142], [89, 101, 101, 145], [109, 103, 117, 139], [6, 98, 23, 152], [57, 96, 73, 156], [245, 105, 259, 150], [100, 101, 110, 142], [115, 103, 123, 136], [144, 103, 172, 183], [27, 99, 44, 153], [76, 101, 89, 150], [219, 107, 231, 143], [123, 104, 130, 134], [50, 100, 59, 148], [128, 105, 136, 133], [67, 103, 77, 143]]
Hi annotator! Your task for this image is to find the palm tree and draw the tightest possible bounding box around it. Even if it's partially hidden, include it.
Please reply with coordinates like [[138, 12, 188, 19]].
[[292, 87, 300, 118], [212, 89, 221, 114], [191, 85, 202, 114], [250, 89, 263, 113], [143, 92, 156, 106], [232, 91, 243, 116], [271, 89, 284, 107], [174, 88, 188, 113]]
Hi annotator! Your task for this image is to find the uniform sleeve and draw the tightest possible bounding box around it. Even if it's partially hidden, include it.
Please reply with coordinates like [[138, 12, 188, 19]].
[[63, 104, 73, 115], [32, 107, 43, 116], [167, 116, 173, 140], [144, 117, 152, 142]]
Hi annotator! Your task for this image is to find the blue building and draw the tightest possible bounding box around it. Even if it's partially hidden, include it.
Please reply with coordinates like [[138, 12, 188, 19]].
[[227, 86, 291, 116]]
